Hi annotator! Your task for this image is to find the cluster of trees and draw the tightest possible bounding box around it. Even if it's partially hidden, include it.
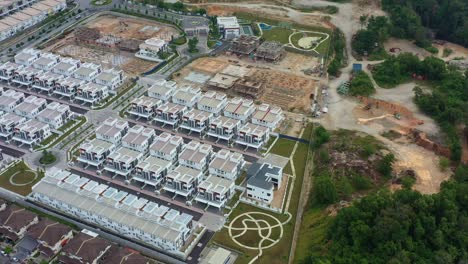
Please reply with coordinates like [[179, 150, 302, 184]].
[[352, 16, 389, 58], [188, 37, 199, 53], [327, 29, 346, 76], [349, 71, 375, 96], [382, 0, 468, 47], [319, 165, 468, 264], [138, 0, 187, 12]]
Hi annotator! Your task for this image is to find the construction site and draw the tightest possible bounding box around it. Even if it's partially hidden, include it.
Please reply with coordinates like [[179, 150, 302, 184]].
[[173, 52, 319, 112], [43, 13, 180, 76]]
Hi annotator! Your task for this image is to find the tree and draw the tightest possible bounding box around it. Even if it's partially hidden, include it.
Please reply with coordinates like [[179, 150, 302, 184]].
[[314, 174, 338, 204], [349, 71, 375, 96], [313, 126, 330, 149], [377, 154, 395, 178], [359, 15, 368, 28], [188, 37, 199, 53], [173, 1, 184, 11]]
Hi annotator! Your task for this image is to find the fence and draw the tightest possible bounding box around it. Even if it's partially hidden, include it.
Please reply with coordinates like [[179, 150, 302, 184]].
[[278, 133, 310, 144], [239, 197, 282, 214]]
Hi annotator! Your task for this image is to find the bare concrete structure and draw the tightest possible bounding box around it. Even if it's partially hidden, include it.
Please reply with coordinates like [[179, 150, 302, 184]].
[[234, 78, 265, 99], [229, 35, 260, 56], [255, 41, 285, 61]]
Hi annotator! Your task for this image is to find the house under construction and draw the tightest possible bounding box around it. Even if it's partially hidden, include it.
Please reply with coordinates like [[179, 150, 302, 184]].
[[255, 41, 284, 61], [117, 39, 142, 52], [229, 35, 260, 56], [234, 78, 265, 99]]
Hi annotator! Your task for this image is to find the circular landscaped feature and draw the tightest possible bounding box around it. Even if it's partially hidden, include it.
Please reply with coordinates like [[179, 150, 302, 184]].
[[9, 170, 38, 186]]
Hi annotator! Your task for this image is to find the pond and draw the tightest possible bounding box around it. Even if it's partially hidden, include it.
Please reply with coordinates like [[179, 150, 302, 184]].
[[259, 23, 273, 31]]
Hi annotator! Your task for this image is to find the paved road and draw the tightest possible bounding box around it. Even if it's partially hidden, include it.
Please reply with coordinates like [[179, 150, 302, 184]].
[[0, 142, 26, 158]]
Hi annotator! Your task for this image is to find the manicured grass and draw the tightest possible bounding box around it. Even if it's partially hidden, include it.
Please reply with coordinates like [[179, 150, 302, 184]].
[[290, 32, 328, 49], [96, 82, 137, 110], [41, 117, 87, 150], [261, 27, 294, 44], [171, 36, 187, 45], [37, 133, 58, 148], [269, 138, 296, 158], [0, 161, 44, 196], [58, 119, 78, 132]]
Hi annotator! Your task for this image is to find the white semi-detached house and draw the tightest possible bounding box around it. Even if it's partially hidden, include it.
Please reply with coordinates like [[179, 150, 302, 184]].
[[207, 115, 240, 143], [53, 76, 86, 100], [133, 155, 171, 188], [105, 146, 144, 178], [154, 102, 187, 128], [32, 52, 60, 71], [246, 162, 283, 204], [172, 85, 201, 109], [14, 48, 40, 66], [223, 97, 255, 123], [32, 71, 64, 94], [180, 109, 212, 134], [72, 62, 101, 81], [209, 149, 245, 180], [0, 113, 26, 139], [0, 61, 23, 81], [94, 68, 124, 94], [163, 165, 203, 199], [2, 17, 22, 35], [78, 139, 116, 168], [35, 102, 71, 129], [128, 95, 162, 120], [10, 12, 33, 29], [195, 175, 235, 209], [13, 119, 51, 146], [0, 90, 24, 113], [75, 82, 109, 106], [147, 79, 177, 101], [21, 7, 46, 25], [30, 169, 197, 253], [252, 103, 283, 129], [197, 91, 227, 116], [13, 65, 43, 86], [13, 96, 47, 119], [149, 132, 184, 165], [95, 117, 129, 145], [236, 123, 270, 149], [121, 125, 155, 153], [51, 57, 81, 76], [0, 22, 14, 41], [179, 140, 213, 172]]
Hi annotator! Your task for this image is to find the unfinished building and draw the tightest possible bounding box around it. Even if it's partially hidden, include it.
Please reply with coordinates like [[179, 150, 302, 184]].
[[207, 73, 239, 90], [117, 39, 142, 52], [255, 41, 285, 61], [229, 35, 260, 56], [74, 27, 101, 45], [234, 78, 265, 99]]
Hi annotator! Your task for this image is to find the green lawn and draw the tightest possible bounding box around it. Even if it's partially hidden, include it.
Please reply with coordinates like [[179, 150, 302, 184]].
[[0, 161, 44, 196], [269, 138, 296, 158], [58, 119, 78, 132], [91, 0, 112, 6], [261, 27, 294, 44]]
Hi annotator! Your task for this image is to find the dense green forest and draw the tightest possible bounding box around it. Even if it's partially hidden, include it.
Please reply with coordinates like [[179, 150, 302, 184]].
[[382, 0, 468, 47], [352, 16, 389, 59], [371, 53, 467, 161], [301, 165, 468, 264]]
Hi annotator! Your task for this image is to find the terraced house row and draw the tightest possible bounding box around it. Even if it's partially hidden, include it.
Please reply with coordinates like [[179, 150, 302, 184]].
[[0, 88, 73, 146], [77, 117, 242, 209], [0, 48, 125, 106], [130, 79, 284, 149]]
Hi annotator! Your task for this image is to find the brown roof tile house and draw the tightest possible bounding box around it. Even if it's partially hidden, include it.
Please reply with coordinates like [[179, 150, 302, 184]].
[[27, 218, 73, 258], [100, 246, 150, 264], [58, 231, 111, 264], [0, 205, 39, 242]]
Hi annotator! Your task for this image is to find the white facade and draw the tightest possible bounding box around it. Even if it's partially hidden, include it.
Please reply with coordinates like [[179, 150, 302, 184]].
[[178, 140, 212, 172], [251, 104, 283, 129], [147, 79, 177, 101], [13, 119, 51, 146], [163, 165, 203, 198], [0, 113, 26, 139], [195, 176, 234, 208], [121, 125, 155, 153], [180, 109, 212, 134], [172, 85, 201, 109], [133, 155, 171, 187], [209, 149, 245, 180], [137, 38, 168, 61], [236, 123, 270, 149], [197, 91, 227, 116], [35, 102, 70, 129], [93, 69, 124, 93], [77, 139, 116, 168], [72, 62, 101, 81], [223, 97, 255, 123], [149, 132, 184, 164], [127, 96, 162, 120], [75, 83, 109, 105], [216, 17, 240, 40], [0, 90, 24, 113], [154, 102, 187, 128], [105, 147, 144, 178], [207, 115, 240, 142], [95, 117, 129, 145], [13, 95, 47, 119]]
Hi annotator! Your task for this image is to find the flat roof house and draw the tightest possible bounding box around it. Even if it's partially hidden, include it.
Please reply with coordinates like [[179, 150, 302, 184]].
[[180, 108, 212, 134], [53, 76, 85, 100], [10, 12, 33, 29], [78, 138, 116, 169], [94, 68, 124, 94], [76, 82, 109, 106], [13, 119, 51, 146], [2, 16, 22, 33], [35, 102, 71, 129], [0, 205, 39, 242], [195, 175, 235, 209], [0, 90, 24, 113], [246, 162, 283, 204], [13, 95, 47, 119], [0, 112, 26, 139], [172, 85, 201, 109], [121, 125, 155, 153], [252, 103, 283, 129], [95, 117, 129, 144], [134, 155, 171, 188], [26, 219, 73, 259], [128, 95, 162, 120], [52, 57, 81, 76], [236, 123, 270, 149], [32, 71, 64, 94], [32, 52, 60, 71], [147, 79, 177, 101], [21, 7, 46, 25], [58, 231, 111, 264], [197, 91, 227, 116], [105, 146, 144, 178], [154, 102, 187, 128], [149, 132, 184, 164], [0, 61, 24, 81], [223, 97, 255, 123], [207, 115, 240, 142], [209, 149, 245, 181], [163, 165, 203, 199], [0, 22, 14, 41], [217, 16, 240, 40], [14, 48, 40, 66], [179, 140, 213, 172], [13, 65, 43, 86], [72, 62, 101, 81]]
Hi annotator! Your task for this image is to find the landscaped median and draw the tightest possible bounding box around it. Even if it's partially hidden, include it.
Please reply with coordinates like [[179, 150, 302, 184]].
[[0, 160, 44, 196], [35, 116, 87, 151]]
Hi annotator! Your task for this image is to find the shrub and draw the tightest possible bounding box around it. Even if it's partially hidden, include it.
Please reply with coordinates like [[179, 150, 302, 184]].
[[349, 71, 375, 96], [352, 174, 373, 190], [439, 157, 450, 172]]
